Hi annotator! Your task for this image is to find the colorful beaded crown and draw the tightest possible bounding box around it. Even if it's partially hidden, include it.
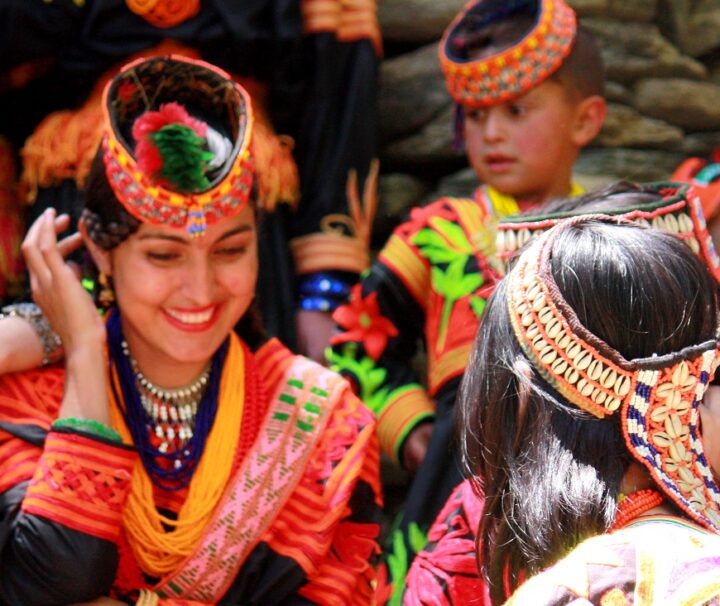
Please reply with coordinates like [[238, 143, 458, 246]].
[[101, 55, 255, 237], [507, 217, 720, 531], [439, 0, 576, 108], [496, 183, 720, 282]]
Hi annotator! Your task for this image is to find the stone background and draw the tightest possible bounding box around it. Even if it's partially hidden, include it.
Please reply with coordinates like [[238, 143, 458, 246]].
[[374, 0, 720, 246]]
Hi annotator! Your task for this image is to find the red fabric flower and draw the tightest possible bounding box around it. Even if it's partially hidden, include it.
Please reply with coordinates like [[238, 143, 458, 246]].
[[331, 284, 398, 360]]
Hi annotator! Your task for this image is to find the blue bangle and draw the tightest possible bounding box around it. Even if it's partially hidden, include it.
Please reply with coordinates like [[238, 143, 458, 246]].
[[297, 272, 352, 299], [299, 296, 336, 312]]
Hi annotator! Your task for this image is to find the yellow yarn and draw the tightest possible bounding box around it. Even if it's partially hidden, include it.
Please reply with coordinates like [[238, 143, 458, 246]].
[[109, 334, 245, 577]]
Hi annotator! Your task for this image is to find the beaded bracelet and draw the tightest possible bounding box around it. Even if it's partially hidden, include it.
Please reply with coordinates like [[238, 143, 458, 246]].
[[297, 272, 354, 312], [52, 417, 122, 443], [0, 302, 63, 366], [297, 272, 353, 299], [299, 296, 335, 312]]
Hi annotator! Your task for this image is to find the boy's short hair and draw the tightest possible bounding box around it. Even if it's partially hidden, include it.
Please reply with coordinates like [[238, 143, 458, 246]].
[[551, 26, 605, 99], [439, 0, 603, 108]]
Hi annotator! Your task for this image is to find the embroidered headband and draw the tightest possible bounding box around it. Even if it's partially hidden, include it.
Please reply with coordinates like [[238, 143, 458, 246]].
[[439, 0, 576, 108], [496, 183, 720, 283], [507, 216, 720, 531], [101, 55, 255, 237], [672, 156, 720, 222]]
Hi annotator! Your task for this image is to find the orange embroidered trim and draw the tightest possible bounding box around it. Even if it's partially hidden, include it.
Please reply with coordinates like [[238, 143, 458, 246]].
[[291, 232, 370, 275], [428, 342, 473, 396], [376, 386, 435, 461], [378, 234, 430, 307], [302, 0, 382, 56], [0, 438, 42, 494], [125, 0, 200, 28], [21, 431, 135, 543], [439, 0, 576, 108], [0, 368, 65, 428], [254, 337, 297, 392]]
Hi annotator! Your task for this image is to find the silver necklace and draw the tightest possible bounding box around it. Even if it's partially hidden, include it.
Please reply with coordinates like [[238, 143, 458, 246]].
[[122, 340, 209, 455]]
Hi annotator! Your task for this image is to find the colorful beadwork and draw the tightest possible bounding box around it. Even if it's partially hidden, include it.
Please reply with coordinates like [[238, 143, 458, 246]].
[[610, 489, 665, 531], [496, 183, 720, 282], [101, 55, 255, 237], [439, 0, 576, 108], [506, 217, 720, 532]]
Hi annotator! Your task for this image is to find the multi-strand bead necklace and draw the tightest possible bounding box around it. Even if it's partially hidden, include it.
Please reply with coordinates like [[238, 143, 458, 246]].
[[122, 340, 209, 460]]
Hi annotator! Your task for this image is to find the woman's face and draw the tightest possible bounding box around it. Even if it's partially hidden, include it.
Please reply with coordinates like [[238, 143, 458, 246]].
[[100, 205, 257, 384]]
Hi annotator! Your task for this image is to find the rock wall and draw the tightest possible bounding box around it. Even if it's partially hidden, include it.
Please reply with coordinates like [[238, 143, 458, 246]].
[[375, 0, 720, 244]]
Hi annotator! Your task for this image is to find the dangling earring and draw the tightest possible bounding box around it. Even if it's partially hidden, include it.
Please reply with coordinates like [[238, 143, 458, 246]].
[[98, 272, 115, 308]]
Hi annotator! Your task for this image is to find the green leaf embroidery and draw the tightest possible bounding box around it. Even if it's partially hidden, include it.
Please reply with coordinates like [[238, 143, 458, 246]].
[[412, 219, 487, 351], [470, 295, 487, 318]]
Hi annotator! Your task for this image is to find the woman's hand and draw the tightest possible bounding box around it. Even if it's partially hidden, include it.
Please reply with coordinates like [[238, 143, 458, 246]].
[[22, 209, 102, 354], [0, 213, 80, 374], [22, 208, 110, 423]]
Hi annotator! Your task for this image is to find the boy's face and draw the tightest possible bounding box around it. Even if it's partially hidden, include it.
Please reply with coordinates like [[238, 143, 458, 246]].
[[463, 80, 582, 205]]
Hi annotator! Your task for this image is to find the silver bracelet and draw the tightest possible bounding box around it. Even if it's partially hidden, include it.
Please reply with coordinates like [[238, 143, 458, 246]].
[[0, 302, 63, 366]]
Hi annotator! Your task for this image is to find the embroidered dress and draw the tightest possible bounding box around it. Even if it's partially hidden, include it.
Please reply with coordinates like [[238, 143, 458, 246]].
[[0, 337, 381, 605], [329, 184, 572, 603], [404, 479, 488, 606], [505, 517, 720, 605]]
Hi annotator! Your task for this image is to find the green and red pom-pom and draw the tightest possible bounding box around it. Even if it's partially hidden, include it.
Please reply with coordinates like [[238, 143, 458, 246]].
[[132, 102, 215, 193]]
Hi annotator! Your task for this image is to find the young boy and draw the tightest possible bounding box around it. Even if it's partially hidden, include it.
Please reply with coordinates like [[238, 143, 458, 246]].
[[327, 0, 607, 601]]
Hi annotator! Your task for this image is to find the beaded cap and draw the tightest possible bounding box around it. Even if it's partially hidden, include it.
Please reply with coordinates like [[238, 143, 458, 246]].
[[507, 217, 720, 531], [496, 183, 720, 283], [101, 55, 255, 237], [439, 0, 576, 108]]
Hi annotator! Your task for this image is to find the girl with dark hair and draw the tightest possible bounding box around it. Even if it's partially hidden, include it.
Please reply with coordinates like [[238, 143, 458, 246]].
[[0, 55, 381, 606], [462, 216, 720, 604], [405, 182, 720, 605]]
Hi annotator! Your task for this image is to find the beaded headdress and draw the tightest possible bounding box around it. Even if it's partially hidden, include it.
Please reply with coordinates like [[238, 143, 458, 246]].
[[507, 217, 720, 531], [101, 55, 255, 237], [439, 0, 576, 108], [496, 183, 720, 283]]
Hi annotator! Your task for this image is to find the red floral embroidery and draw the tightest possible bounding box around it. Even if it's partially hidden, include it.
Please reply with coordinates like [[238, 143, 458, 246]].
[[331, 284, 398, 360]]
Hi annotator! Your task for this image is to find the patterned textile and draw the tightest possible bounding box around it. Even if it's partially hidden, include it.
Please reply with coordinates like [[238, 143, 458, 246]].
[[404, 479, 488, 606], [505, 517, 720, 605], [329, 185, 524, 605], [0, 338, 381, 605]]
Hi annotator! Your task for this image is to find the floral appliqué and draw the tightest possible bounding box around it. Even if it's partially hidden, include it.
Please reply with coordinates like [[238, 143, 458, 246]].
[[331, 284, 398, 360]]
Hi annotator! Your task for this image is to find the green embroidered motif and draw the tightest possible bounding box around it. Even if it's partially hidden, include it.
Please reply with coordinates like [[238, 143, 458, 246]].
[[470, 294, 487, 318], [385, 522, 429, 606], [326, 343, 389, 414], [412, 217, 485, 351]]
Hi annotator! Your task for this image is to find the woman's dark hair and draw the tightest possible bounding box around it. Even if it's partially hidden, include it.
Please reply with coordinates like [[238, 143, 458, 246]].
[[457, 220, 719, 604], [81, 150, 266, 345], [82, 151, 142, 250]]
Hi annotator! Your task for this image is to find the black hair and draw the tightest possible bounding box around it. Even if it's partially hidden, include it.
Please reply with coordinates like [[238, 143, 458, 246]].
[[549, 26, 605, 99], [457, 220, 719, 604]]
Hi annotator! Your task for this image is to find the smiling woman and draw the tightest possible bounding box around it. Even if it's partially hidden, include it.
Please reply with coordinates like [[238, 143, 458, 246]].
[[0, 56, 381, 606]]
